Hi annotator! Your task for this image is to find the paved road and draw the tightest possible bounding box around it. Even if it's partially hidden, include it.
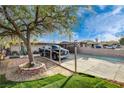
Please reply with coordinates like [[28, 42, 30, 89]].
[[61, 54, 124, 83]]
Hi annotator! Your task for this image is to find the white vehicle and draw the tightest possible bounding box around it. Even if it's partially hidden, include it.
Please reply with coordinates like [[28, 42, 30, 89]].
[[105, 45, 121, 49], [105, 45, 115, 49]]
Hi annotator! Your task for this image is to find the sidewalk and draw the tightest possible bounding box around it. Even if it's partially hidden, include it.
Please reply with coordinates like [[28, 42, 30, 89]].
[[61, 54, 124, 83]]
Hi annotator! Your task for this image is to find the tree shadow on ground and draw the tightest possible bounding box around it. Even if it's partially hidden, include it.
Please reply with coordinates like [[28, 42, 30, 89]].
[[60, 75, 73, 88]]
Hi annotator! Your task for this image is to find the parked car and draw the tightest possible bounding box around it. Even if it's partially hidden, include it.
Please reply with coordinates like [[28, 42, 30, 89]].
[[105, 45, 115, 49], [33, 50, 39, 54], [113, 45, 121, 48], [95, 45, 102, 48], [39, 45, 69, 60]]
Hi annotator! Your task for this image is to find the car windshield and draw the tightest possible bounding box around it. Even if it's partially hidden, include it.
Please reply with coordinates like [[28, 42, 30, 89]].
[[52, 45, 59, 49]]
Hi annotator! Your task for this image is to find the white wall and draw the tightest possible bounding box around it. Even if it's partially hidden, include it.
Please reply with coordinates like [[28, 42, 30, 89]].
[[11, 45, 46, 53], [11, 45, 21, 53], [77, 47, 124, 57]]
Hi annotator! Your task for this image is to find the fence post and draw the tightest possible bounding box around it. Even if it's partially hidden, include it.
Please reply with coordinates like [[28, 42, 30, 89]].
[[59, 45, 61, 64], [43, 47, 45, 57], [50, 48, 52, 59], [74, 40, 77, 73]]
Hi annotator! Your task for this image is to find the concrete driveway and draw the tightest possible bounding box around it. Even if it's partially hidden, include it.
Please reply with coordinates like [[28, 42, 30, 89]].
[[61, 54, 124, 83]]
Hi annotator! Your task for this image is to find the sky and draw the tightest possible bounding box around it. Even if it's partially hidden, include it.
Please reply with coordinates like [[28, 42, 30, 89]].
[[39, 5, 124, 43]]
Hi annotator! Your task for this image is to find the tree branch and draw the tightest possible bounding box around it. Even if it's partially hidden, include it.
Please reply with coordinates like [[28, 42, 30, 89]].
[[2, 6, 27, 43], [0, 30, 14, 36], [35, 6, 39, 23], [2, 6, 19, 31], [0, 22, 15, 32]]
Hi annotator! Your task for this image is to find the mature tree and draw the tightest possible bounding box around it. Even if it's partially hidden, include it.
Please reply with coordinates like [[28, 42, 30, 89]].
[[0, 5, 77, 66], [119, 37, 124, 45]]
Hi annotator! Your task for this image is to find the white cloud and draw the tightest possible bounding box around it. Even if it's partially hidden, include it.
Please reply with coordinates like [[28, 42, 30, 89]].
[[72, 32, 79, 40], [77, 7, 85, 17], [111, 6, 123, 15], [84, 6, 124, 41], [96, 33, 119, 41]]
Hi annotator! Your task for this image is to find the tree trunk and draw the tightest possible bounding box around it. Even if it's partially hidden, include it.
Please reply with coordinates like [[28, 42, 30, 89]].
[[21, 33, 34, 67], [26, 40, 34, 65]]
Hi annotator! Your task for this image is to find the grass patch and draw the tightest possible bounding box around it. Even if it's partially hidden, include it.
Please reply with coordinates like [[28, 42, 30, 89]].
[[44, 74, 121, 88], [0, 73, 121, 88], [0, 74, 66, 88]]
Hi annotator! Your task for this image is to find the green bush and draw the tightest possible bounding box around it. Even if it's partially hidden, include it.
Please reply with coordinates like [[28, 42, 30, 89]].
[[119, 38, 124, 45], [0, 74, 7, 83]]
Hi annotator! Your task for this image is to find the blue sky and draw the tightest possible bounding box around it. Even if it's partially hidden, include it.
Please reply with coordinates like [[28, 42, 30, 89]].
[[39, 6, 124, 43]]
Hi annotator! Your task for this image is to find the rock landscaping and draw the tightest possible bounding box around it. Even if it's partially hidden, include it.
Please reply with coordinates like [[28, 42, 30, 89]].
[[0, 56, 73, 82]]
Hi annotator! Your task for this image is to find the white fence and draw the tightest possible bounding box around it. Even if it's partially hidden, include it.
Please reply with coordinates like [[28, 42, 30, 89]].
[[77, 47, 124, 57]]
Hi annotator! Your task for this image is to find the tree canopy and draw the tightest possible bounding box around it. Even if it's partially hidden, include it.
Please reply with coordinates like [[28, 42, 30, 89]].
[[0, 5, 77, 64], [0, 6, 77, 43]]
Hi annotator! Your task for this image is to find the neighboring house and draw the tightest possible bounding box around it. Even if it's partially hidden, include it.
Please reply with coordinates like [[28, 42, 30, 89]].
[[10, 42, 59, 53]]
